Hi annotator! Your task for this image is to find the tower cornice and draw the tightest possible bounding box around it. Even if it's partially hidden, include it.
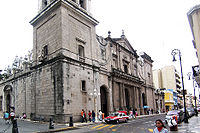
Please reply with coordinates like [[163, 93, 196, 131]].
[[30, 0, 99, 26]]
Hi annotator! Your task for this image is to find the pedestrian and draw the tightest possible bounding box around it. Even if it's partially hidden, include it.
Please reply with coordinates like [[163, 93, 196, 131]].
[[10, 110, 15, 123], [153, 119, 168, 133], [151, 108, 154, 114], [23, 113, 27, 119], [4, 111, 10, 124], [132, 108, 136, 119], [98, 110, 102, 121], [88, 110, 92, 122], [92, 110, 95, 123], [84, 111, 87, 123], [81, 109, 84, 123]]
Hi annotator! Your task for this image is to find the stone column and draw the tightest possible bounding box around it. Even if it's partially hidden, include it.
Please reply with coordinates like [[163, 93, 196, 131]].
[[119, 83, 123, 109], [84, 0, 88, 10], [108, 77, 114, 113], [122, 84, 126, 110], [87, 0, 91, 12]]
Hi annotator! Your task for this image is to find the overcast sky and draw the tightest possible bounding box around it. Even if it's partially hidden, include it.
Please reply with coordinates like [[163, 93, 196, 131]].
[[0, 0, 200, 96]]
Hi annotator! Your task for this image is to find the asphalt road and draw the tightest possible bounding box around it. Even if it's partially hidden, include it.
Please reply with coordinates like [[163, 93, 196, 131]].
[[1, 114, 200, 133], [62, 114, 166, 133]]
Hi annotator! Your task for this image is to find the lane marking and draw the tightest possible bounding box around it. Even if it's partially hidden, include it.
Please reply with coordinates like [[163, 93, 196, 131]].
[[112, 129, 117, 131], [108, 125, 116, 128], [148, 129, 153, 132], [97, 125, 110, 130], [91, 124, 104, 129]]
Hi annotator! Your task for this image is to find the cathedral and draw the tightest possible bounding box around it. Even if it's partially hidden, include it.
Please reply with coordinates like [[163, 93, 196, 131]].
[[0, 0, 156, 123]]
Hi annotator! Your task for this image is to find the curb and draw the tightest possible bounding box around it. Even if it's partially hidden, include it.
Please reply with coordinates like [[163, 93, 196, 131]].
[[35, 127, 78, 133], [35, 122, 100, 133]]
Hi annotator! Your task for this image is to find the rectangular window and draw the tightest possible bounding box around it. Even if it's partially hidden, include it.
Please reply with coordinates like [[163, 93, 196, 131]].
[[81, 80, 86, 91], [124, 64, 128, 73], [78, 45, 85, 62], [43, 45, 48, 56], [78, 45, 84, 57]]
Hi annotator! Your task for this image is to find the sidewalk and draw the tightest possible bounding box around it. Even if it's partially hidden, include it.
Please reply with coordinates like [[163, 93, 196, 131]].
[[175, 115, 200, 133]]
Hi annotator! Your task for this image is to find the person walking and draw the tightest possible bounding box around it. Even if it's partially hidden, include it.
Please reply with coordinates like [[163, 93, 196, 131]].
[[81, 109, 84, 123], [88, 110, 92, 122], [10, 110, 15, 123], [153, 119, 168, 133], [4, 111, 10, 124], [132, 108, 136, 119], [92, 110, 95, 123], [98, 110, 102, 121], [84, 111, 87, 123]]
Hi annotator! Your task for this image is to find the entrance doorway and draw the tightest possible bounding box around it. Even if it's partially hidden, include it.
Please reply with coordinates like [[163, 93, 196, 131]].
[[6, 94, 11, 112], [100, 86, 108, 116], [125, 89, 130, 110]]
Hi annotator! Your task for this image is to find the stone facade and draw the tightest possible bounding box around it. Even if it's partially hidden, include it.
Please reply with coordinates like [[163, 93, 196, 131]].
[[0, 0, 155, 122]]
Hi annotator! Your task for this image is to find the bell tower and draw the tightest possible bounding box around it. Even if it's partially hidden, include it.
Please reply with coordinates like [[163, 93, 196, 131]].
[[30, 0, 99, 123], [38, 0, 91, 13], [31, 0, 98, 65]]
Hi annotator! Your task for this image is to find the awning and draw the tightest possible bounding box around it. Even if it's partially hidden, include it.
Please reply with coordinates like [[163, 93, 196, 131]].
[[143, 106, 149, 108]]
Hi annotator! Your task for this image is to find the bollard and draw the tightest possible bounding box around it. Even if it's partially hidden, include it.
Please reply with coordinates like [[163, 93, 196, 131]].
[[12, 119, 19, 133], [49, 118, 54, 129], [69, 116, 73, 127]]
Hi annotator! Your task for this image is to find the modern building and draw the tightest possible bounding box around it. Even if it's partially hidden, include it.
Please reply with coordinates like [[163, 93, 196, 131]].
[[153, 65, 183, 110], [187, 5, 200, 86], [0, 0, 155, 122]]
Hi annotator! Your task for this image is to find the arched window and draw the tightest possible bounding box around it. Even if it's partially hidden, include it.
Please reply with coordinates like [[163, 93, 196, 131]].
[[42, 0, 48, 8], [79, 0, 86, 9]]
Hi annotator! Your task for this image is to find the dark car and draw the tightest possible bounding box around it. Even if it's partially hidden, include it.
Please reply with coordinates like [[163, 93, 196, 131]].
[[165, 110, 184, 124], [197, 107, 200, 112]]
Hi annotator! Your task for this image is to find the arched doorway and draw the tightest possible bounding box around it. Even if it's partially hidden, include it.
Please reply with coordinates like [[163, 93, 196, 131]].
[[142, 93, 147, 106], [125, 89, 130, 110], [4, 85, 13, 112], [6, 94, 11, 112], [142, 93, 147, 114], [100, 86, 108, 116]]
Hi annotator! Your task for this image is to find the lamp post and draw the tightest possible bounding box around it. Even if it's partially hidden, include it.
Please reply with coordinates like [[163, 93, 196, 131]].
[[187, 72, 198, 116], [171, 49, 188, 123], [89, 89, 100, 122]]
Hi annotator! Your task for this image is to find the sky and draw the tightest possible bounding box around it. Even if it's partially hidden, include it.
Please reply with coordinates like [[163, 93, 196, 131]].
[[0, 0, 200, 96]]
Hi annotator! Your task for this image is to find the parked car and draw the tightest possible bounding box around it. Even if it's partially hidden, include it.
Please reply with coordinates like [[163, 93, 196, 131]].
[[187, 108, 195, 117], [180, 108, 189, 119], [104, 112, 128, 124], [165, 110, 184, 124], [197, 107, 200, 112]]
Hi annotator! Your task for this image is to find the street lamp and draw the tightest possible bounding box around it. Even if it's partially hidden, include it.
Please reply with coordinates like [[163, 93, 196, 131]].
[[89, 89, 100, 122], [187, 72, 198, 116], [171, 49, 188, 123]]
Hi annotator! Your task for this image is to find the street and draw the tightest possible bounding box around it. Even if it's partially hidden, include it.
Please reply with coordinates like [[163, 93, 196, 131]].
[[62, 114, 200, 133], [1, 114, 200, 133], [62, 114, 163, 133]]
